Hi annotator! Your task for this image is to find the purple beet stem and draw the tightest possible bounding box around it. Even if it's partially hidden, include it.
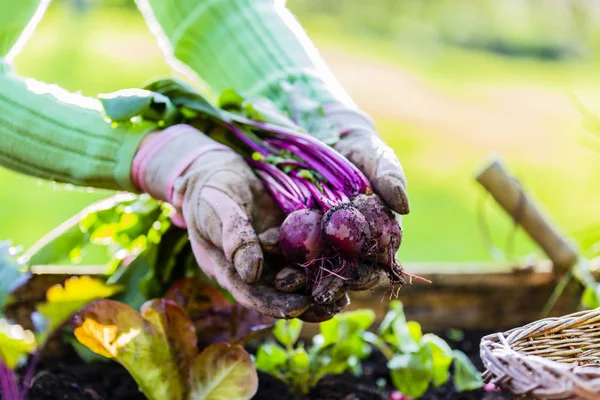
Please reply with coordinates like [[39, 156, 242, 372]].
[[238, 117, 371, 194], [0, 361, 20, 400], [255, 170, 304, 213], [247, 159, 307, 203]]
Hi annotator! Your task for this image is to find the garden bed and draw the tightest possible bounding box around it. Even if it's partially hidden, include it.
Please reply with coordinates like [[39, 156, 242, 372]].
[[4, 259, 578, 400], [23, 329, 510, 400]]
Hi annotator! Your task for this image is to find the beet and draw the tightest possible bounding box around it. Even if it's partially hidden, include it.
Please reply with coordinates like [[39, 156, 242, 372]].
[[352, 194, 402, 266], [279, 209, 326, 264], [321, 204, 371, 260]]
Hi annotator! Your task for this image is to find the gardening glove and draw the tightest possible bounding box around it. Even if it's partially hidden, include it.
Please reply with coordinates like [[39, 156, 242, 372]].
[[324, 103, 410, 216], [132, 124, 348, 320]]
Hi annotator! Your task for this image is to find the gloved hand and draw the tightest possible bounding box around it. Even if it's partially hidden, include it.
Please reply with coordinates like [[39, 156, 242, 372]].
[[325, 103, 410, 216], [132, 124, 347, 321]]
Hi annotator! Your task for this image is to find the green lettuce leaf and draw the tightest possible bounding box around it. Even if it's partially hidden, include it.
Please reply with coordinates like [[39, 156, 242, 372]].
[[72, 299, 185, 400], [421, 334, 453, 387], [188, 343, 258, 400], [35, 276, 122, 343], [273, 319, 303, 348], [452, 350, 483, 392], [0, 319, 36, 368], [388, 346, 433, 398]]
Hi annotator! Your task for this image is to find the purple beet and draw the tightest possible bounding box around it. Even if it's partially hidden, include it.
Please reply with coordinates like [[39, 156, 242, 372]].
[[352, 193, 402, 266], [279, 209, 326, 264], [321, 204, 371, 260]]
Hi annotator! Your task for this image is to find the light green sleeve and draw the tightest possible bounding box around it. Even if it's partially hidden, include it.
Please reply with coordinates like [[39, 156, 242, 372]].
[[0, 0, 155, 191], [136, 0, 354, 109]]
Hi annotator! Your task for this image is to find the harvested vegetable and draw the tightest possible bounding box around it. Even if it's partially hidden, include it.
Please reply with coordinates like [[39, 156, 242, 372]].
[[99, 79, 412, 296]]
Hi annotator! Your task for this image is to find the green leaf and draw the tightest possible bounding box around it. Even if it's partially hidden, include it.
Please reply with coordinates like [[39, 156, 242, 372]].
[[320, 309, 375, 346], [188, 343, 258, 400], [392, 316, 420, 353], [378, 301, 419, 353], [99, 89, 154, 121], [330, 334, 371, 362], [218, 88, 245, 109], [36, 276, 122, 343], [99, 89, 176, 123], [388, 346, 433, 398], [0, 319, 36, 368], [144, 78, 225, 123], [378, 300, 404, 336], [289, 347, 310, 371], [73, 299, 185, 400], [141, 299, 198, 382], [273, 319, 303, 347], [109, 249, 156, 310], [407, 321, 423, 343], [421, 334, 453, 387], [0, 242, 28, 315], [255, 343, 288, 374], [23, 194, 149, 266], [582, 283, 600, 309], [452, 350, 483, 392]]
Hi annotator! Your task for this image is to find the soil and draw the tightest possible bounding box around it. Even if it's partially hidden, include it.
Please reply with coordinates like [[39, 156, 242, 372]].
[[6, 329, 512, 400]]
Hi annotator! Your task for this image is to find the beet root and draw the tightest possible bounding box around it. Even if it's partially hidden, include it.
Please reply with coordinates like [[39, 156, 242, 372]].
[[352, 193, 402, 266], [321, 204, 371, 260], [279, 209, 326, 264]]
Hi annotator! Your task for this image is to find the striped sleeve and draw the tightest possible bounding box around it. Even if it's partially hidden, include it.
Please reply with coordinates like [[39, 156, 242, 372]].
[[136, 0, 355, 110], [0, 0, 155, 191]]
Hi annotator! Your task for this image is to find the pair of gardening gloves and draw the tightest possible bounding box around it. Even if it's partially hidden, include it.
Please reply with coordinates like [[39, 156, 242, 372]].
[[132, 103, 409, 322]]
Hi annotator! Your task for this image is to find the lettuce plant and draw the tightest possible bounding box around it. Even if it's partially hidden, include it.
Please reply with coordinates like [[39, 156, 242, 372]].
[[0, 275, 122, 400], [72, 297, 259, 400], [363, 301, 483, 398], [255, 309, 376, 394], [256, 301, 483, 399]]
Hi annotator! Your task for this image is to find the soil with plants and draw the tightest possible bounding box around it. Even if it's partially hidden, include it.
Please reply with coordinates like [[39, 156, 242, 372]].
[[18, 329, 510, 400]]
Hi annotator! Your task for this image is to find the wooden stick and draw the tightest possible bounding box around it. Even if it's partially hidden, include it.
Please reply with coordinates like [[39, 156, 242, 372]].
[[475, 157, 578, 273]]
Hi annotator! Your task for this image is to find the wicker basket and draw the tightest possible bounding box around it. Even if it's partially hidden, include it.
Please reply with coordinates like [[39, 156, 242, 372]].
[[480, 308, 600, 399]]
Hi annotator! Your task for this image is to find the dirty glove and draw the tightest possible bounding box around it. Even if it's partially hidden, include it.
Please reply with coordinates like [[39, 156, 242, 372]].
[[132, 124, 346, 320], [325, 103, 410, 215]]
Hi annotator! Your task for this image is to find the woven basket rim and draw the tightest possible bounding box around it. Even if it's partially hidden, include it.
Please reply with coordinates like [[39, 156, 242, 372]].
[[480, 308, 600, 400]]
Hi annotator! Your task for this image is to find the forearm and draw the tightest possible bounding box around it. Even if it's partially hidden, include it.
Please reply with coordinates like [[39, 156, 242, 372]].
[[0, 67, 154, 191], [137, 0, 354, 110]]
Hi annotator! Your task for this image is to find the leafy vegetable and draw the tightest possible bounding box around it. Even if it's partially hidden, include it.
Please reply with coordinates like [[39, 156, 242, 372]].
[[388, 346, 432, 398], [370, 300, 483, 398], [0, 319, 36, 369], [0, 276, 120, 400], [256, 309, 375, 395], [164, 278, 275, 348], [452, 350, 484, 392], [72, 297, 258, 400], [35, 276, 123, 342], [188, 343, 258, 400], [256, 301, 481, 398], [73, 299, 186, 400]]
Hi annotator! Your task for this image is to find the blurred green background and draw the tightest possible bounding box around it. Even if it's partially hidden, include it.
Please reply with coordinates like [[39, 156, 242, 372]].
[[3, 0, 600, 262]]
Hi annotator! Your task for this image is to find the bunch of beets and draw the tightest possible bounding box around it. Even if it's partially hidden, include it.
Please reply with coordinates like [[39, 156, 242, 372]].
[[101, 79, 415, 300]]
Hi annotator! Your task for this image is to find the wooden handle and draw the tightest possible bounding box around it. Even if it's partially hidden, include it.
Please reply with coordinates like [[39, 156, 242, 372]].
[[475, 158, 578, 273]]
